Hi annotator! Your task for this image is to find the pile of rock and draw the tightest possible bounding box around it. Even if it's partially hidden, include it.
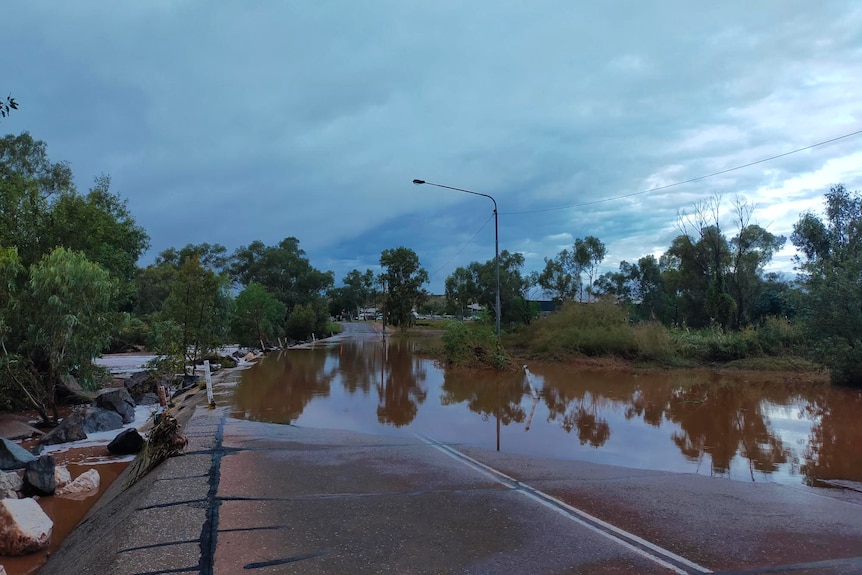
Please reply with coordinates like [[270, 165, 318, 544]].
[[36, 387, 145, 454], [0, 386, 149, 556], [0, 437, 105, 555]]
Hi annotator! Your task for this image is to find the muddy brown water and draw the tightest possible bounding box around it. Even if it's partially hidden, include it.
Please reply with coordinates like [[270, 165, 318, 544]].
[[2, 455, 129, 575], [231, 337, 862, 488]]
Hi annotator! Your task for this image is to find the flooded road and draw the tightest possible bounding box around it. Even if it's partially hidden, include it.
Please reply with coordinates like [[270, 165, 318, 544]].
[[232, 329, 862, 489]]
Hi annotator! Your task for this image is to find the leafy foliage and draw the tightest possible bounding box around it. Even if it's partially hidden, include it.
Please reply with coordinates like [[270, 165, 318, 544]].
[[380, 247, 428, 329], [232, 283, 285, 347], [0, 96, 17, 119], [11, 248, 117, 421], [161, 255, 233, 365], [791, 184, 862, 385]]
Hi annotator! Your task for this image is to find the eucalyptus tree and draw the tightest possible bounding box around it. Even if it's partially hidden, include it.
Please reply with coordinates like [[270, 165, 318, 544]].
[[48, 175, 150, 308], [379, 247, 428, 329], [727, 198, 785, 328], [536, 250, 577, 303], [0, 132, 74, 266], [574, 236, 606, 301], [444, 266, 478, 319], [230, 237, 334, 339], [446, 250, 535, 327], [2, 248, 117, 423], [161, 255, 233, 365], [595, 255, 672, 324], [537, 237, 606, 303], [791, 184, 862, 385], [231, 283, 286, 348], [341, 268, 377, 317], [0, 134, 148, 307]]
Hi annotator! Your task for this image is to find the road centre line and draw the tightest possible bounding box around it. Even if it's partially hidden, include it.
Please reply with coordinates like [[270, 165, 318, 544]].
[[416, 433, 712, 575]]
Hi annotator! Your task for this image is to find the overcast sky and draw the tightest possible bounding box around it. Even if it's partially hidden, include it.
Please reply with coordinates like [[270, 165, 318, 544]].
[[3, 1, 861, 293]]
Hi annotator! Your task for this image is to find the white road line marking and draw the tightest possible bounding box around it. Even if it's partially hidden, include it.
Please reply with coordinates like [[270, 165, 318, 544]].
[[416, 433, 712, 575]]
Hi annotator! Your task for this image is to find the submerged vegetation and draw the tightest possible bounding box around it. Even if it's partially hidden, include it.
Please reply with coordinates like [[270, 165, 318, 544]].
[[436, 302, 820, 374]]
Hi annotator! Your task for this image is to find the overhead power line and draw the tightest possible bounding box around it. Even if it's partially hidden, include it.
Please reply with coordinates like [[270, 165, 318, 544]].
[[502, 128, 862, 215], [429, 212, 495, 280]]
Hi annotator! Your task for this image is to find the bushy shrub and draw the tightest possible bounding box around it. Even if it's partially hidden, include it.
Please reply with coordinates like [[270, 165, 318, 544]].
[[512, 301, 637, 359], [755, 316, 804, 355], [441, 320, 501, 368]]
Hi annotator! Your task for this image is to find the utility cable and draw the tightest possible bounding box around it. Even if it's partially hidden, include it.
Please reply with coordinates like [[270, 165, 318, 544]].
[[429, 212, 495, 280], [502, 128, 862, 215]]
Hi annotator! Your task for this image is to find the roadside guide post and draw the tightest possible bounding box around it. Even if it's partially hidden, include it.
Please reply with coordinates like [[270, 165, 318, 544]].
[[204, 360, 215, 408]]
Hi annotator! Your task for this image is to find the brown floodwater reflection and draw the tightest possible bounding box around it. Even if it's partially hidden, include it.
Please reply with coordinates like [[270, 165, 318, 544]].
[[230, 338, 862, 487]]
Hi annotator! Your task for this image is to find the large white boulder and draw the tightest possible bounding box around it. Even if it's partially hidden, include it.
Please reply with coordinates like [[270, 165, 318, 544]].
[[55, 468, 100, 498], [0, 497, 53, 555]]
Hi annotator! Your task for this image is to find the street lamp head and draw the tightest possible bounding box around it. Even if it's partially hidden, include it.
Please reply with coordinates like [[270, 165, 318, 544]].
[[412, 179, 426, 185]]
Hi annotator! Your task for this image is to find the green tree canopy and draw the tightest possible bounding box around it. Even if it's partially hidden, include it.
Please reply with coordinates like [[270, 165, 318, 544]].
[[10, 248, 117, 422], [791, 184, 862, 385], [380, 247, 428, 329], [161, 254, 233, 365], [232, 283, 286, 348]]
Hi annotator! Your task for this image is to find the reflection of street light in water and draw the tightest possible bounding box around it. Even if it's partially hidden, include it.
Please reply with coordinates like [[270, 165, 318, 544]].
[[523, 366, 541, 431], [496, 375, 501, 452]]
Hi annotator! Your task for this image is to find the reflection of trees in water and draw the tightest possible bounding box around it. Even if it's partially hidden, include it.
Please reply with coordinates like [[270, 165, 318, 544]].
[[232, 349, 336, 424], [440, 371, 527, 425], [376, 339, 428, 427], [332, 341, 380, 395], [802, 388, 862, 486], [622, 377, 796, 477], [542, 381, 612, 447], [666, 384, 790, 477]]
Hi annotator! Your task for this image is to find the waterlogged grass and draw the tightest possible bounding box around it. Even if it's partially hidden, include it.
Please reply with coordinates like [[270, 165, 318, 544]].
[[496, 302, 816, 370]]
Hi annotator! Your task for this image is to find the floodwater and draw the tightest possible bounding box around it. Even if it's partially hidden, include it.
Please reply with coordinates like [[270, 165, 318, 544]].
[[231, 336, 862, 489], [2, 456, 129, 575]]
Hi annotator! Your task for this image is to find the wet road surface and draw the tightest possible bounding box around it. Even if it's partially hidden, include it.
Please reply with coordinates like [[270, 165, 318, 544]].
[[210, 326, 862, 574], [206, 418, 862, 574]]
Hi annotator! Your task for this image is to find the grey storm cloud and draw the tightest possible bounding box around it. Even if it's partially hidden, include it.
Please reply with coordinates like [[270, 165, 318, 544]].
[[2, 1, 861, 292]]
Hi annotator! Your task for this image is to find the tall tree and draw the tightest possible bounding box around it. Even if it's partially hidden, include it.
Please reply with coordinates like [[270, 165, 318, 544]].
[[727, 198, 786, 327], [379, 247, 428, 329], [341, 268, 377, 317], [231, 283, 285, 348], [574, 236, 607, 301], [0, 132, 74, 267], [162, 255, 233, 365], [444, 266, 478, 319], [461, 250, 534, 327], [536, 249, 577, 303], [18, 248, 117, 423], [791, 184, 862, 385], [48, 174, 150, 308]]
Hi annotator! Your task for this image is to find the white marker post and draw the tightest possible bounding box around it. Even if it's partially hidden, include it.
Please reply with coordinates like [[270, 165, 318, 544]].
[[204, 360, 215, 408]]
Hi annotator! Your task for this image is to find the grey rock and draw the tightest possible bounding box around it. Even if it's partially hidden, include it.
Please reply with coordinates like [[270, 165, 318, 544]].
[[123, 370, 159, 401], [0, 437, 37, 470], [40, 406, 123, 447], [95, 387, 136, 424], [137, 392, 160, 406], [81, 407, 123, 433], [24, 454, 56, 496]]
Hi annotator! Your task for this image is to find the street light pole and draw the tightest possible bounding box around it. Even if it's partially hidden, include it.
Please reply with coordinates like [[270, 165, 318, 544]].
[[412, 179, 500, 340]]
